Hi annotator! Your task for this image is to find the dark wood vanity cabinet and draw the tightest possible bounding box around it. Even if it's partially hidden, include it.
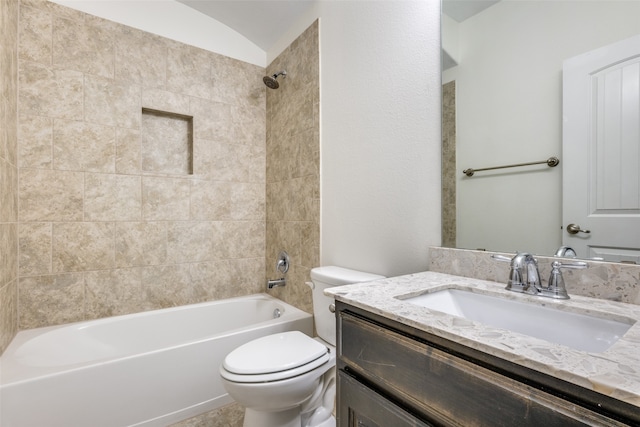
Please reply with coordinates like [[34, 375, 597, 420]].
[[336, 302, 639, 427]]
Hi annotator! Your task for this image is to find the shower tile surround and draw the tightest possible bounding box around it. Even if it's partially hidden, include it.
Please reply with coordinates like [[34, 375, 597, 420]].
[[0, 0, 19, 354], [10, 0, 285, 333], [264, 21, 320, 315]]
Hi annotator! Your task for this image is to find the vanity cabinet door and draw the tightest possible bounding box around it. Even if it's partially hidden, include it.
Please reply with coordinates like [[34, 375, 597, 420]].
[[338, 370, 432, 427], [339, 311, 628, 427]]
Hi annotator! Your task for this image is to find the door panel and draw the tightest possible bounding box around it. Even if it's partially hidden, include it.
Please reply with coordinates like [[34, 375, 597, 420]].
[[563, 34, 640, 262]]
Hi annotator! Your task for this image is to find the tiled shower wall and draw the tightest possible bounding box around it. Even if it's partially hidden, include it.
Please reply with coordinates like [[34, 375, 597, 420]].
[[264, 21, 320, 314], [14, 0, 269, 330], [0, 0, 19, 354], [441, 81, 456, 248]]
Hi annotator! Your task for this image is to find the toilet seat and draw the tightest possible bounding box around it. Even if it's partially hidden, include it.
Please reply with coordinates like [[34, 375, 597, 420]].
[[220, 331, 331, 383]]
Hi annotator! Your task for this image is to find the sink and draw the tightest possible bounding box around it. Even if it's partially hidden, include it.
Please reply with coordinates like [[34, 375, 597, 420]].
[[400, 288, 634, 353]]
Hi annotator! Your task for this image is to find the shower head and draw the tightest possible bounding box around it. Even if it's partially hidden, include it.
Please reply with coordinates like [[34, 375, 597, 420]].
[[263, 70, 287, 89]]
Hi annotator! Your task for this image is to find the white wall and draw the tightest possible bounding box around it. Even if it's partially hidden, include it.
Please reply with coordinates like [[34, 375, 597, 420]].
[[444, 1, 640, 256], [316, 0, 442, 277]]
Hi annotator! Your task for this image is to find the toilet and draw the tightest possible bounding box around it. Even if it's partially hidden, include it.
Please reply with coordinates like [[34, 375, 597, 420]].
[[219, 266, 384, 427]]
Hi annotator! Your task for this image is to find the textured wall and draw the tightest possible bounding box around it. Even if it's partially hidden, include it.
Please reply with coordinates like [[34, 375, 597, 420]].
[[0, 0, 20, 354], [16, 0, 267, 329], [265, 21, 319, 314]]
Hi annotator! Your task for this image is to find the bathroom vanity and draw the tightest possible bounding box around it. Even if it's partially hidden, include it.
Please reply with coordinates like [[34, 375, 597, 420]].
[[327, 272, 640, 426]]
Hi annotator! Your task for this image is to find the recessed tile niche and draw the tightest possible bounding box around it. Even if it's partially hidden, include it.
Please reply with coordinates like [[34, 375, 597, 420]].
[[141, 108, 193, 175]]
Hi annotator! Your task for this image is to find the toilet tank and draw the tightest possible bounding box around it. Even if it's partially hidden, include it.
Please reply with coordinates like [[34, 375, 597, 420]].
[[310, 266, 384, 346]]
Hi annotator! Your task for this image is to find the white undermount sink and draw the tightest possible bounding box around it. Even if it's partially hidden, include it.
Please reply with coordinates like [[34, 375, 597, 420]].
[[401, 288, 634, 353]]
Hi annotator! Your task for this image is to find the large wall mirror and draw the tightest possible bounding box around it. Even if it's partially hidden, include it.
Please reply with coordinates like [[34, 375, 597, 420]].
[[441, 0, 640, 263]]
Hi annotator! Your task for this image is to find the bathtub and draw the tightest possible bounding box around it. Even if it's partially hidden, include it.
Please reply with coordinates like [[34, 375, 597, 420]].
[[0, 293, 312, 427]]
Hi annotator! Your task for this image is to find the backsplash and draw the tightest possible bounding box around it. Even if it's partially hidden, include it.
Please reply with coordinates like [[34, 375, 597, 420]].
[[429, 246, 640, 305]]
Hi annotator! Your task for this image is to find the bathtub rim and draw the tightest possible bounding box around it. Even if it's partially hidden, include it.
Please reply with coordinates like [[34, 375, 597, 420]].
[[0, 293, 312, 386]]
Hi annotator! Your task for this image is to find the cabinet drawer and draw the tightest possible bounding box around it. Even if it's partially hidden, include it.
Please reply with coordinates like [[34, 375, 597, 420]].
[[339, 312, 626, 427], [338, 371, 432, 427]]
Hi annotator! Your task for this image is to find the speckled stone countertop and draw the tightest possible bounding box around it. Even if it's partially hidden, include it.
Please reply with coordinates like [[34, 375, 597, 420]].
[[325, 271, 640, 407]]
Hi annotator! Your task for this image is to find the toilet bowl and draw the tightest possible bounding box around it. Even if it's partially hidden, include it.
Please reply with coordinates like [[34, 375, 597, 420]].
[[219, 266, 384, 427]]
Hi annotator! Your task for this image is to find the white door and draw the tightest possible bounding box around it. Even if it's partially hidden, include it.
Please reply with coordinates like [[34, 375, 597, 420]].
[[563, 34, 640, 262]]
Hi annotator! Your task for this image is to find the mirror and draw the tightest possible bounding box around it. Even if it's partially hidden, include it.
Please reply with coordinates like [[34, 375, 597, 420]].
[[441, 0, 640, 261]]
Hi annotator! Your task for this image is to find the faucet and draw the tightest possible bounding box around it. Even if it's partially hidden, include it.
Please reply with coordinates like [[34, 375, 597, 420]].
[[555, 246, 577, 258], [492, 253, 587, 299], [267, 278, 287, 289], [266, 251, 290, 290], [492, 252, 542, 294]]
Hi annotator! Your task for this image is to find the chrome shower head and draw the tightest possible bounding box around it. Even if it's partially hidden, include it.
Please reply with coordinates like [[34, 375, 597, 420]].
[[263, 70, 287, 89]]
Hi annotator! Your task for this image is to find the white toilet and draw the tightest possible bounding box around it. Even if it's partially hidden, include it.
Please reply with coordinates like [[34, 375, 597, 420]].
[[219, 266, 384, 427]]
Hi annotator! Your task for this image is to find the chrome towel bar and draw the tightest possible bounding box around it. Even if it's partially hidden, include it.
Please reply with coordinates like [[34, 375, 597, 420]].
[[463, 156, 559, 177]]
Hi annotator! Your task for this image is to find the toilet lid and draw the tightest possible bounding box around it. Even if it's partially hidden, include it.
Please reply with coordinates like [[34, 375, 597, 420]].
[[223, 331, 328, 375]]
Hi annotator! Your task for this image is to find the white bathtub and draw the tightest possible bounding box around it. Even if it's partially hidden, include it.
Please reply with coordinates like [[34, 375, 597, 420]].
[[0, 293, 312, 427]]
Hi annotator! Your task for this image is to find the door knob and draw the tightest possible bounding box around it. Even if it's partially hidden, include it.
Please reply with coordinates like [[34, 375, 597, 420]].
[[566, 224, 591, 235]]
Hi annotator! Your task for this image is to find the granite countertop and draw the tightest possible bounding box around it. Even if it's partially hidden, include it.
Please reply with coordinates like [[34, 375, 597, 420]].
[[325, 271, 640, 407]]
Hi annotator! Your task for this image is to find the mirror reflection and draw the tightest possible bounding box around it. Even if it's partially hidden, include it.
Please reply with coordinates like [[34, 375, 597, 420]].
[[441, 0, 640, 263]]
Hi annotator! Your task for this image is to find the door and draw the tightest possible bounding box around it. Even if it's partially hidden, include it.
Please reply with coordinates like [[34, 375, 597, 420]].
[[563, 34, 640, 262]]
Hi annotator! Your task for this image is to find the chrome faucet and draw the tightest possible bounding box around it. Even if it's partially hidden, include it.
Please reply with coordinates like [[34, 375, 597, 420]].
[[492, 253, 587, 299], [492, 252, 542, 294], [267, 251, 289, 290]]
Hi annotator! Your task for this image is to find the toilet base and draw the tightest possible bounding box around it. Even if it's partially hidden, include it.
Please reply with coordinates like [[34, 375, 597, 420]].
[[242, 407, 336, 427], [243, 407, 300, 427]]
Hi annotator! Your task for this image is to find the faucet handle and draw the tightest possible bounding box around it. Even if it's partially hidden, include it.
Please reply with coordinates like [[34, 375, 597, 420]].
[[546, 260, 587, 299]]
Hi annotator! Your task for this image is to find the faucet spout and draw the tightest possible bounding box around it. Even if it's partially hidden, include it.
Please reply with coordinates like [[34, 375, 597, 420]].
[[505, 252, 541, 294], [267, 278, 286, 289]]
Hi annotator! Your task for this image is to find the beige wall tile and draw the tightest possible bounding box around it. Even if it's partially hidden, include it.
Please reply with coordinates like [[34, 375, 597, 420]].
[[190, 180, 232, 220], [0, 157, 18, 222], [19, 168, 83, 221], [231, 183, 265, 220], [53, 119, 116, 172], [189, 97, 233, 141], [0, 279, 18, 354], [1, 224, 18, 287], [115, 27, 166, 88], [214, 221, 265, 260], [193, 140, 264, 182], [19, 4, 52, 66], [115, 221, 167, 267], [84, 173, 142, 221], [52, 222, 115, 272], [167, 45, 213, 99], [13, 0, 274, 332], [19, 273, 84, 329], [141, 263, 198, 309], [264, 21, 319, 314], [115, 127, 141, 174], [19, 222, 52, 276], [141, 109, 192, 175], [18, 115, 53, 168], [19, 60, 83, 119], [142, 88, 191, 115], [85, 268, 144, 319], [142, 176, 191, 220], [53, 15, 114, 78], [167, 221, 215, 264], [84, 75, 141, 129]]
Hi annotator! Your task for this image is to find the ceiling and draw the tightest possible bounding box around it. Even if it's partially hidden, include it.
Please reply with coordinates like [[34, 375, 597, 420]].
[[177, 0, 316, 51], [442, 0, 500, 23], [176, 0, 498, 53]]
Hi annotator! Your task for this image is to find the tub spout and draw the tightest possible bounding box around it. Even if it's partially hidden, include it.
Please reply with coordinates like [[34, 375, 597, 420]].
[[267, 278, 286, 289]]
